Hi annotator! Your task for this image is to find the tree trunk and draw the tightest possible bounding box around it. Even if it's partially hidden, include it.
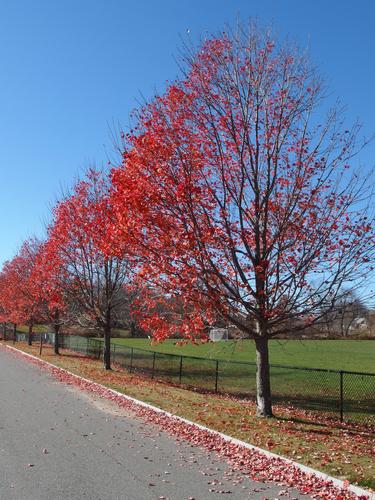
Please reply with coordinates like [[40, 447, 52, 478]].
[[53, 309, 60, 355], [13, 323, 17, 344], [28, 324, 33, 346], [255, 335, 273, 417], [103, 323, 111, 370], [2, 323, 6, 340]]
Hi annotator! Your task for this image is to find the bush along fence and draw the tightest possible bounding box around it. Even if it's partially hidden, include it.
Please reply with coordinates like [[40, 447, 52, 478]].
[[2, 332, 374, 424]]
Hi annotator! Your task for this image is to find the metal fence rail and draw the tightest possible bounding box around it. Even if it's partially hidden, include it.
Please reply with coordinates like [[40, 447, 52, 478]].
[[2, 332, 374, 424]]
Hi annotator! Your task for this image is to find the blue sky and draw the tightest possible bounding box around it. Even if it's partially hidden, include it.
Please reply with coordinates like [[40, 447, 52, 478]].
[[0, 0, 374, 266]]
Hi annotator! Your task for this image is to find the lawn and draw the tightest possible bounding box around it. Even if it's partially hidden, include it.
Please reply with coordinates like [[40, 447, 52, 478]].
[[109, 338, 375, 373], [83, 337, 375, 423]]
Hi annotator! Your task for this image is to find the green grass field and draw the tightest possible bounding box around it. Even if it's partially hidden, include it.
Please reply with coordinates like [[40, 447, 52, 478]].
[[109, 338, 375, 373], [85, 337, 373, 422], [11, 332, 374, 423]]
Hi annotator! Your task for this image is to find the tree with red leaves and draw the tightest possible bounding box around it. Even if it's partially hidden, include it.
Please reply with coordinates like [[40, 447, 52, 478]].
[[109, 24, 375, 416], [32, 240, 67, 354], [0, 273, 10, 339], [0, 238, 45, 345], [0, 271, 17, 342], [47, 169, 132, 369]]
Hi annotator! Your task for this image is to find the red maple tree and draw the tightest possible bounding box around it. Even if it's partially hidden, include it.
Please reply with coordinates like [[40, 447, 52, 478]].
[[0, 272, 12, 338], [46, 168, 132, 369], [0, 238, 46, 345], [109, 25, 374, 416], [31, 240, 67, 354]]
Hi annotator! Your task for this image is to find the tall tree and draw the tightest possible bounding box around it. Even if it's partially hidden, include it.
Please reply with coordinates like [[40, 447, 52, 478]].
[[47, 169, 131, 369], [109, 24, 374, 416], [32, 241, 67, 354], [0, 273, 18, 342], [0, 274, 9, 339], [0, 238, 45, 345]]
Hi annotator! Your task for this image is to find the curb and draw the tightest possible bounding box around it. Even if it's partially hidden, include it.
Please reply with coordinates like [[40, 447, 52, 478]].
[[3, 343, 374, 500]]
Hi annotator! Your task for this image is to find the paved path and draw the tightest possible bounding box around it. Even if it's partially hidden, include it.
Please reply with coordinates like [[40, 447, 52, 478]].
[[0, 347, 305, 500]]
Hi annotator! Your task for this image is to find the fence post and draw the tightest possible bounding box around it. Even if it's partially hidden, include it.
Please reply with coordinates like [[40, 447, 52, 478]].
[[179, 356, 183, 384], [215, 360, 219, 393], [339, 371, 344, 422], [39, 335, 43, 355], [152, 352, 156, 379], [130, 348, 134, 372]]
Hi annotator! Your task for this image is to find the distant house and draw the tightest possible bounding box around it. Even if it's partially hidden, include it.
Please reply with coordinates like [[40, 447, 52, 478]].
[[348, 317, 368, 332]]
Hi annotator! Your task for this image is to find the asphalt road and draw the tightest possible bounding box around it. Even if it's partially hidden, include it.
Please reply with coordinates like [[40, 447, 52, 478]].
[[0, 347, 305, 500]]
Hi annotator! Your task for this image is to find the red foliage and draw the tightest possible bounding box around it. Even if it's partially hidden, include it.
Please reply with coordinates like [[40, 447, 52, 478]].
[[0, 238, 45, 326], [108, 30, 374, 344], [32, 240, 65, 315], [45, 168, 132, 368]]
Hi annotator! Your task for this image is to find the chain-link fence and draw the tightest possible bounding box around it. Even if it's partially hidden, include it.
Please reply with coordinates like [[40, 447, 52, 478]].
[[65, 336, 375, 424], [3, 332, 374, 424]]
